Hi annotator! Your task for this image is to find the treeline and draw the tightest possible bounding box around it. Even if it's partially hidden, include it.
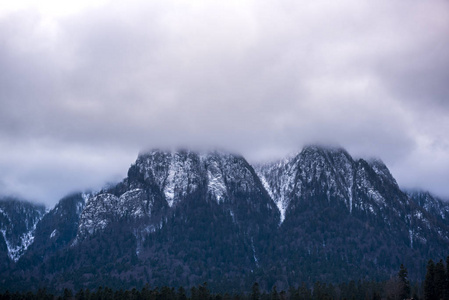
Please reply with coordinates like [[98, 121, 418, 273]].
[[423, 257, 449, 300], [0, 282, 387, 300], [0, 281, 409, 300], [2, 256, 449, 300]]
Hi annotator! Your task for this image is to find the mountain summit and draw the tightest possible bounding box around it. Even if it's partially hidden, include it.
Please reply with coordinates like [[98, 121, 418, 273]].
[[1, 146, 449, 291]]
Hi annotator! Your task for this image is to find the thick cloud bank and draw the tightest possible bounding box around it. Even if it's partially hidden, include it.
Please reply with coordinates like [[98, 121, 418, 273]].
[[0, 0, 448, 206]]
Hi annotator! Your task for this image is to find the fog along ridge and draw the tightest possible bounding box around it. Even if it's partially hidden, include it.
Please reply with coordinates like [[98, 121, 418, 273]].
[[1, 146, 449, 292]]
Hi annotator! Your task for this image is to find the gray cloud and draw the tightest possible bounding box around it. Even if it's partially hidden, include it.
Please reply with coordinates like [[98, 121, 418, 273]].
[[1, 0, 448, 206]]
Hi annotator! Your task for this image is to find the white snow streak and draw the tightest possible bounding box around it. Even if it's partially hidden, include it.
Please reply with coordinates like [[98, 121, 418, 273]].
[[164, 164, 176, 207], [207, 169, 226, 203], [1, 226, 38, 262]]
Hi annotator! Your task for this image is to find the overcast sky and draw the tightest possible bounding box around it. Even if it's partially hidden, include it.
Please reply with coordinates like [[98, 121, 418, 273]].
[[1, 0, 448, 207]]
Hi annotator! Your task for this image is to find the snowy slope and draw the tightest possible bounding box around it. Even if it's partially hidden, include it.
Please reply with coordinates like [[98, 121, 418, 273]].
[[256, 146, 355, 222], [407, 191, 449, 223], [76, 149, 279, 239], [256, 146, 418, 221], [134, 150, 204, 207], [256, 146, 449, 253], [0, 198, 46, 261], [19, 193, 86, 262]]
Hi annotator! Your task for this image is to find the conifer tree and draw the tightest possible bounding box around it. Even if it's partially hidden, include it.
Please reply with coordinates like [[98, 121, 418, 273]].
[[75, 289, 85, 300], [271, 286, 279, 300], [288, 286, 299, 300], [251, 282, 260, 300], [63, 288, 73, 300], [190, 286, 198, 300], [424, 259, 436, 300], [434, 259, 446, 300], [177, 287, 187, 300], [198, 283, 210, 300], [298, 283, 311, 300], [398, 264, 410, 300], [446, 256, 449, 300]]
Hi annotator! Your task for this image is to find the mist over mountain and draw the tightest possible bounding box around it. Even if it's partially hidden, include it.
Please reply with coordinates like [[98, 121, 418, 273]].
[[1, 146, 448, 292], [1, 0, 449, 208]]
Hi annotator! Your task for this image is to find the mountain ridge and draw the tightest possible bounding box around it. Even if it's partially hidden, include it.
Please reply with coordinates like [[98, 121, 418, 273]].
[[1, 146, 449, 291]]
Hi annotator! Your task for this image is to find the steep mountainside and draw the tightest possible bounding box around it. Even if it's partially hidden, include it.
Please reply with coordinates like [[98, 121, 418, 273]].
[[0, 198, 46, 265], [407, 191, 449, 226], [1, 146, 449, 292], [18, 193, 87, 267], [256, 146, 449, 284], [0, 198, 45, 261], [2, 150, 279, 291]]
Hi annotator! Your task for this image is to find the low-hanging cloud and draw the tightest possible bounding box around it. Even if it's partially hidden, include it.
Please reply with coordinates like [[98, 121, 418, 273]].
[[0, 0, 448, 206]]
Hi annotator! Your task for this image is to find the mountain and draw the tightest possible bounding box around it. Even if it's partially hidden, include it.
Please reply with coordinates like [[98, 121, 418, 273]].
[[1, 146, 449, 292], [3, 150, 279, 291], [0, 197, 46, 267], [256, 146, 449, 285]]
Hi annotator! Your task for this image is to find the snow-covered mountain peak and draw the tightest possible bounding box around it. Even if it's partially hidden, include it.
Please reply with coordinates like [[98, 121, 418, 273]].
[[134, 149, 261, 205], [256, 145, 358, 223], [256, 146, 409, 221], [134, 149, 203, 207], [298, 146, 354, 182], [75, 149, 275, 238], [300, 144, 350, 157], [74, 146, 418, 240]]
